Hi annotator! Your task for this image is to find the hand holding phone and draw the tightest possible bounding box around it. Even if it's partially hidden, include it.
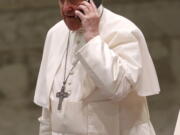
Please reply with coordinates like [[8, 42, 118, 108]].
[[75, 0, 102, 41], [79, 0, 102, 14]]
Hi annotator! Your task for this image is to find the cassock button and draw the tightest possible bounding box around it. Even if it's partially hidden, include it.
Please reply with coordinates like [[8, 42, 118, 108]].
[[77, 40, 80, 44], [68, 82, 72, 85], [69, 71, 74, 75], [67, 90, 71, 94]]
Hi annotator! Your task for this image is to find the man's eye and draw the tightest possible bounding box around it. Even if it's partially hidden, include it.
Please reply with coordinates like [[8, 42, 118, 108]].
[[60, 0, 65, 4], [69, 0, 75, 3]]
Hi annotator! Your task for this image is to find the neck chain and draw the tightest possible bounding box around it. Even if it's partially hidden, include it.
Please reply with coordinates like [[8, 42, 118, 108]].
[[56, 31, 77, 110], [63, 31, 77, 85]]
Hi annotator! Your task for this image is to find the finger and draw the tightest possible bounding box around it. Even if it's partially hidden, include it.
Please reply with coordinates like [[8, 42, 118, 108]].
[[77, 5, 89, 14], [80, 1, 93, 11], [80, 0, 91, 7], [75, 10, 85, 21], [90, 0, 97, 10]]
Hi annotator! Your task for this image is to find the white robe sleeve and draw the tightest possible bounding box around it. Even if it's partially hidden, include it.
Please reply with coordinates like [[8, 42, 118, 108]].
[[34, 29, 53, 108], [76, 31, 142, 101], [38, 108, 52, 135]]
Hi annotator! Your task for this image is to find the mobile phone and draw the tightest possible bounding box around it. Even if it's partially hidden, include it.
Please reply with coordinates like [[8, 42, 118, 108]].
[[86, 0, 102, 8]]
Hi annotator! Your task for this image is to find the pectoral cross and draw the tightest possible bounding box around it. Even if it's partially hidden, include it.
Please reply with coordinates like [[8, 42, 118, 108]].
[[56, 82, 69, 110]]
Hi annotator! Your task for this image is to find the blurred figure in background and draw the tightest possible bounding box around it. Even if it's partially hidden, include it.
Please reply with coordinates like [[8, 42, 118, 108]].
[[174, 111, 180, 135]]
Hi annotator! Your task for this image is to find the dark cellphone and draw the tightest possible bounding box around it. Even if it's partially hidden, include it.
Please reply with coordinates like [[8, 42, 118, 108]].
[[86, 0, 102, 8]]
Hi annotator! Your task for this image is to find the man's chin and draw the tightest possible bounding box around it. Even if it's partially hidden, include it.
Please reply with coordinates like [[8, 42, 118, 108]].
[[64, 19, 81, 31], [67, 25, 81, 31]]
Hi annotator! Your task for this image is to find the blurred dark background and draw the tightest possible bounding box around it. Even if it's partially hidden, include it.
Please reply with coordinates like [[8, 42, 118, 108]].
[[0, 0, 180, 135]]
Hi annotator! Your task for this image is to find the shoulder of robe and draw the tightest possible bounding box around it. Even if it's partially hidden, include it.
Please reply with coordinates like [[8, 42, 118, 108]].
[[101, 8, 144, 47], [102, 8, 139, 33], [43, 20, 69, 49], [47, 20, 68, 37]]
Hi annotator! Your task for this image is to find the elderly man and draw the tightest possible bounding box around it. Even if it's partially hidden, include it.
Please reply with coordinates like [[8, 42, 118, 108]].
[[34, 0, 160, 135]]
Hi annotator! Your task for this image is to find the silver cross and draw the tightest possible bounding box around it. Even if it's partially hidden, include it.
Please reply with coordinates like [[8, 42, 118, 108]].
[[56, 84, 69, 110]]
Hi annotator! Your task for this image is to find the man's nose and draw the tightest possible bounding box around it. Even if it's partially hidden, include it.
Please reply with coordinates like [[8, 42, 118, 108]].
[[63, 1, 74, 12]]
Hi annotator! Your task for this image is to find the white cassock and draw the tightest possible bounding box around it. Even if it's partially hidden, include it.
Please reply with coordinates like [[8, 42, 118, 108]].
[[34, 5, 160, 135], [174, 110, 180, 135]]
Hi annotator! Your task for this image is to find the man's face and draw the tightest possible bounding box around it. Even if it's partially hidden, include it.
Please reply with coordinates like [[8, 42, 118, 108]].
[[59, 0, 84, 31]]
